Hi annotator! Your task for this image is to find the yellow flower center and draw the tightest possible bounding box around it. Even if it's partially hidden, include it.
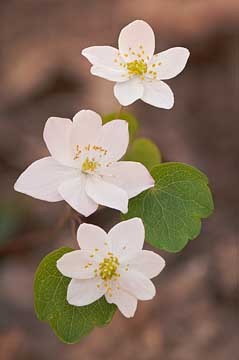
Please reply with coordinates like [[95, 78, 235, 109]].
[[127, 59, 148, 76], [99, 254, 120, 281], [82, 157, 100, 173]]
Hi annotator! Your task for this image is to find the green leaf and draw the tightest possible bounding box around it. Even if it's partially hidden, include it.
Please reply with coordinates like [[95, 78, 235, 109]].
[[125, 137, 161, 170], [102, 111, 139, 141], [123, 162, 214, 252], [34, 247, 116, 344]]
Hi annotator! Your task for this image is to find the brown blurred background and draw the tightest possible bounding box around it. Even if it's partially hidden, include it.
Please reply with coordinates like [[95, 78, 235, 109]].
[[0, 1, 238, 359]]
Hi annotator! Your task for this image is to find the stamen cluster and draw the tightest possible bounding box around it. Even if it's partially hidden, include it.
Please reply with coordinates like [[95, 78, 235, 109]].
[[127, 59, 148, 77], [98, 253, 120, 280]]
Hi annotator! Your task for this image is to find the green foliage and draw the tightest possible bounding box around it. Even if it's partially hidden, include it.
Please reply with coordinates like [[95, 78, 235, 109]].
[[102, 111, 139, 141], [123, 163, 214, 252], [125, 137, 161, 170], [34, 247, 116, 344]]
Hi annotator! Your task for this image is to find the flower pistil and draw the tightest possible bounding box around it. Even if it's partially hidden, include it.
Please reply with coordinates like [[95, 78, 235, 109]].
[[82, 157, 100, 173]]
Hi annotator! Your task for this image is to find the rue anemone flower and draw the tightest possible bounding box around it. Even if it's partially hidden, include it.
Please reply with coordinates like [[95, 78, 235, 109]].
[[82, 20, 190, 109], [14, 110, 154, 216], [57, 218, 166, 318]]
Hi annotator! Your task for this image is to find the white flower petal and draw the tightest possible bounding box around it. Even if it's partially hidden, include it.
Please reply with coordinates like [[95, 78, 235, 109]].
[[82, 46, 127, 82], [57, 250, 98, 279], [114, 78, 144, 106], [105, 284, 137, 318], [43, 116, 73, 166], [73, 109, 102, 132], [67, 278, 105, 306], [86, 176, 128, 214], [58, 174, 98, 217], [149, 47, 190, 80], [119, 269, 156, 300], [14, 157, 76, 201], [126, 250, 166, 279], [119, 20, 155, 62], [142, 80, 174, 109], [71, 110, 102, 160], [101, 161, 154, 198], [109, 218, 144, 258], [82, 46, 120, 68], [76, 223, 109, 254], [90, 65, 126, 82], [97, 119, 129, 162]]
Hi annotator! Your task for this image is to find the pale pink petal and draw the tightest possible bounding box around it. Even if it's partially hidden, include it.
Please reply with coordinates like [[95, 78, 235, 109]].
[[114, 78, 144, 106], [82, 45, 127, 82], [82, 46, 123, 70], [119, 269, 156, 300], [72, 109, 102, 131], [57, 250, 98, 279], [97, 119, 129, 162], [148, 47, 190, 80], [76, 223, 109, 255], [109, 218, 144, 258], [142, 80, 174, 109], [86, 176, 128, 214], [58, 174, 98, 217], [43, 116, 73, 166], [125, 250, 166, 279], [105, 284, 137, 318], [67, 278, 105, 306], [90, 65, 127, 82], [70, 110, 102, 166], [119, 20, 155, 62], [82, 46, 127, 81], [101, 161, 154, 198], [14, 157, 76, 201]]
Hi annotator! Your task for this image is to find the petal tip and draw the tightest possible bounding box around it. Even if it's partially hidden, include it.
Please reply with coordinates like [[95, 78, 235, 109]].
[[13, 179, 20, 192], [149, 176, 155, 187], [76, 223, 88, 243], [123, 310, 137, 319], [90, 65, 97, 75], [161, 256, 166, 267], [125, 19, 152, 31], [81, 47, 93, 60], [81, 48, 87, 56], [66, 294, 76, 306], [167, 101, 174, 110], [121, 206, 129, 214], [56, 258, 63, 273], [13, 176, 27, 194], [165, 93, 174, 110], [132, 217, 144, 225], [186, 48, 190, 57]]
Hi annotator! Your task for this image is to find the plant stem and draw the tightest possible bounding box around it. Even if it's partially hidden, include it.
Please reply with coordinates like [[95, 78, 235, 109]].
[[116, 105, 124, 119]]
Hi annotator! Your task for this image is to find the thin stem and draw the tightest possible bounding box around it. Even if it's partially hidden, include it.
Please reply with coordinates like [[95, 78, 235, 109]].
[[71, 218, 77, 241], [116, 105, 124, 119], [54, 204, 72, 232]]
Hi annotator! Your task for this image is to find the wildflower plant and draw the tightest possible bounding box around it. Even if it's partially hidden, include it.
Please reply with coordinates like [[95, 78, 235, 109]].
[[15, 20, 214, 343]]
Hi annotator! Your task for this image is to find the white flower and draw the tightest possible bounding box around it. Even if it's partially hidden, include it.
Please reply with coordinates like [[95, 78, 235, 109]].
[[82, 20, 190, 109], [14, 110, 154, 216], [57, 218, 165, 318]]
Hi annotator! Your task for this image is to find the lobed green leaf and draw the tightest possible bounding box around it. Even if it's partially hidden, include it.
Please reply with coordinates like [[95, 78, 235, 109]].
[[34, 247, 116, 344], [123, 162, 214, 252]]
